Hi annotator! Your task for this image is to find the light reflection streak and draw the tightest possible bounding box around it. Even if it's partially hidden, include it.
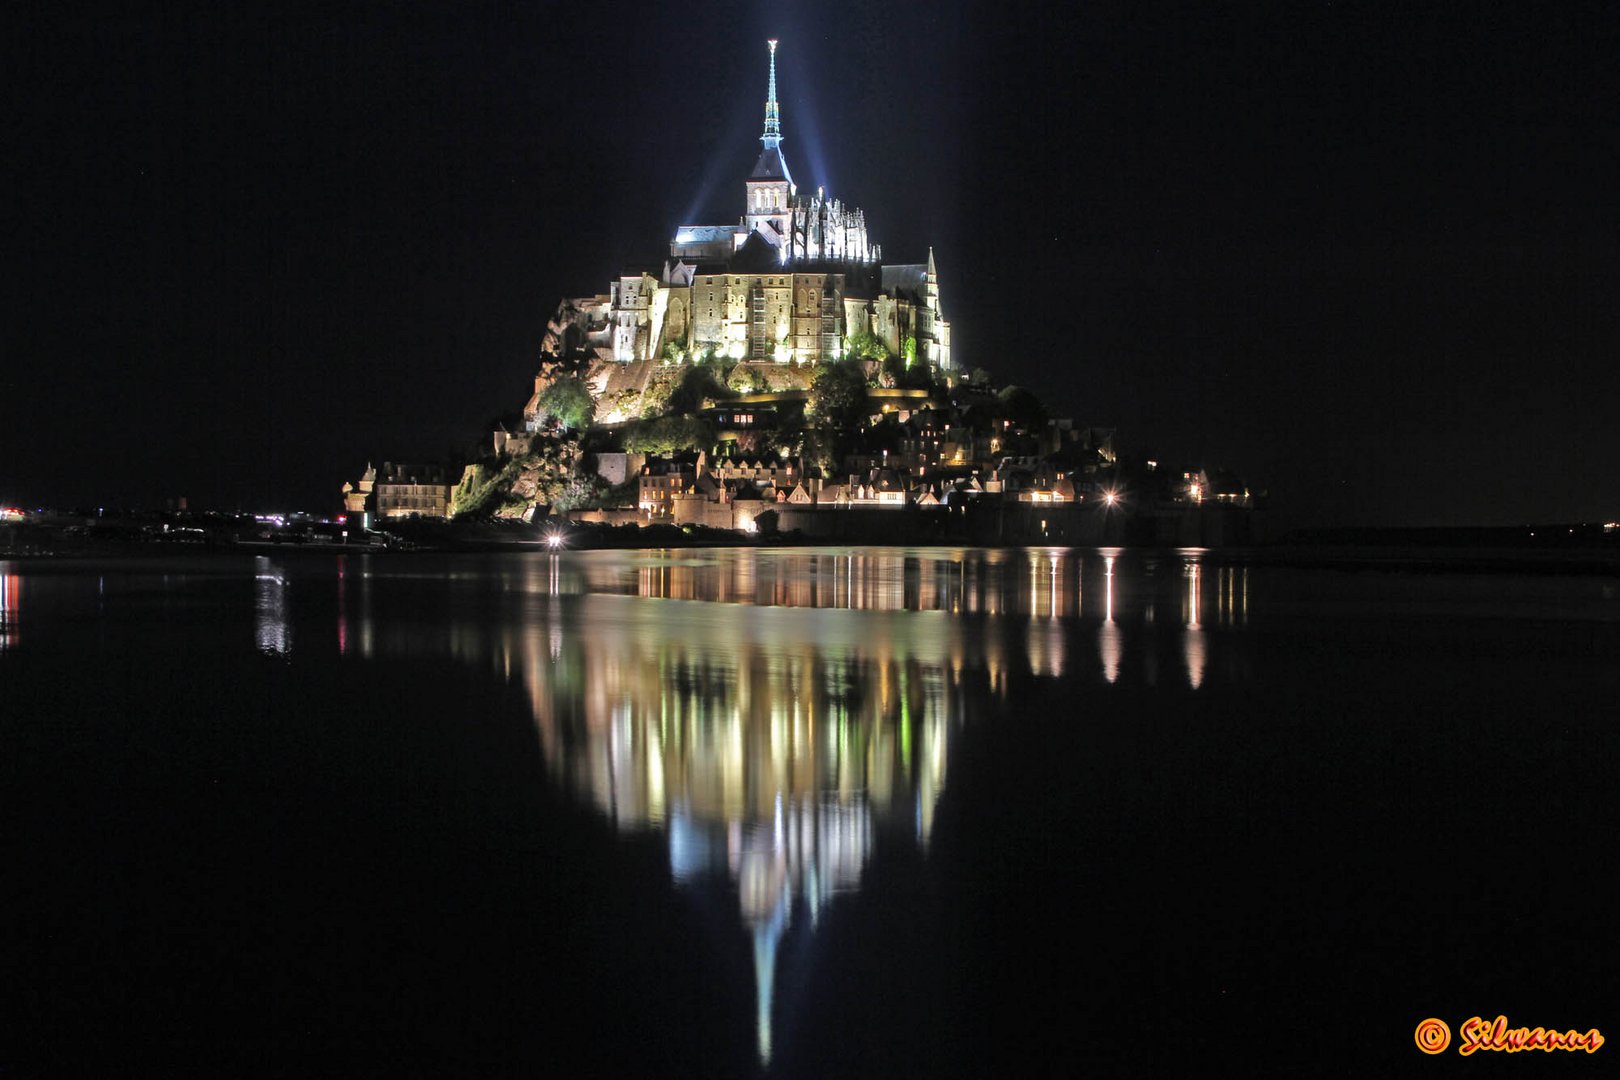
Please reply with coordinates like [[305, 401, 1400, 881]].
[[1184, 556, 1206, 689], [1026, 552, 1067, 676], [1099, 555, 1121, 683], [1216, 566, 1248, 627], [254, 557, 290, 656], [0, 569, 18, 652], [336, 557, 348, 656], [358, 563, 374, 659]]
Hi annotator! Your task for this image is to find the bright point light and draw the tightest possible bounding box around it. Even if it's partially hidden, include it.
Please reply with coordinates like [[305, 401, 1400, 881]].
[[1104, 491, 1117, 506], [546, 533, 564, 550]]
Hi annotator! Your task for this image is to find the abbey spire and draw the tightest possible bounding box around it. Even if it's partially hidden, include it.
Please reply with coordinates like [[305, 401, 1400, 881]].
[[761, 39, 783, 150], [748, 40, 793, 188], [744, 39, 794, 246]]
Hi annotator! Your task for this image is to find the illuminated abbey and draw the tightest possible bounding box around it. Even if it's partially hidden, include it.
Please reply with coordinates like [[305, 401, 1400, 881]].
[[537, 40, 951, 375]]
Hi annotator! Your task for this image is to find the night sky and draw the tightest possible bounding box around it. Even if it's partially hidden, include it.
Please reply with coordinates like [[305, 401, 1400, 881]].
[[6, 1, 1616, 526]]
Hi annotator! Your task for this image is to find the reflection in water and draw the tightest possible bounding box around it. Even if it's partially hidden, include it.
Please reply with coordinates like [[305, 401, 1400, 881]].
[[1183, 555, 1206, 689], [579, 548, 1094, 618], [1, 569, 17, 652], [330, 547, 1240, 1062], [1099, 555, 1121, 683], [1026, 550, 1073, 676], [255, 557, 290, 656], [336, 557, 348, 656], [16, 548, 1620, 1077], [516, 589, 956, 1064], [1215, 566, 1250, 626]]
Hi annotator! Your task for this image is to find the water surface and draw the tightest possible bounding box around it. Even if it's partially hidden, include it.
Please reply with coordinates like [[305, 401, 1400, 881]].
[[5, 549, 1618, 1075]]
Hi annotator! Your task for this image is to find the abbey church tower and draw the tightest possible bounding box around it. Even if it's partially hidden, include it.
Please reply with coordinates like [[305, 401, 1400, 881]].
[[742, 40, 793, 251]]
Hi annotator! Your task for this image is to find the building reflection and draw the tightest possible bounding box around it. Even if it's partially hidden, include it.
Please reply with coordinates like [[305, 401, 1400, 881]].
[[326, 546, 1246, 1061], [512, 591, 957, 1065], [579, 547, 1090, 618]]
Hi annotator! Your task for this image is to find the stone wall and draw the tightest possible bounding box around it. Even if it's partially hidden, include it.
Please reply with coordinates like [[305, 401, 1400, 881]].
[[593, 452, 647, 487], [672, 499, 735, 530], [562, 508, 643, 527]]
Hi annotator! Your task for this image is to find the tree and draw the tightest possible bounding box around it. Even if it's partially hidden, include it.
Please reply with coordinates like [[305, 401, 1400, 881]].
[[535, 375, 596, 432], [799, 428, 839, 473], [622, 416, 715, 454], [636, 369, 676, 417], [809, 358, 869, 430], [996, 384, 1048, 426], [726, 364, 767, 393], [665, 364, 733, 415], [553, 474, 610, 511], [882, 351, 940, 392], [844, 328, 890, 361]]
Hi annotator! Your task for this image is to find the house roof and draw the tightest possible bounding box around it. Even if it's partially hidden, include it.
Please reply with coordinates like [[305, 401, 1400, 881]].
[[1206, 469, 1246, 495], [730, 229, 782, 272]]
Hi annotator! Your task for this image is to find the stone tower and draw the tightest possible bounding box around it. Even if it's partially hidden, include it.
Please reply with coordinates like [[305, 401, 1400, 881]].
[[922, 247, 941, 365]]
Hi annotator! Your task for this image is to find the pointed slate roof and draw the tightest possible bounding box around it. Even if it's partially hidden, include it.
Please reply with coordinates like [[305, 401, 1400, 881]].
[[749, 40, 794, 185], [749, 145, 793, 183]]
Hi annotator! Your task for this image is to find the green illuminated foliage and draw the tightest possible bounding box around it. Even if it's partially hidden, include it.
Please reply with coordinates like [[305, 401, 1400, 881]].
[[844, 328, 889, 361], [535, 375, 596, 432], [622, 416, 716, 454], [726, 364, 768, 393]]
